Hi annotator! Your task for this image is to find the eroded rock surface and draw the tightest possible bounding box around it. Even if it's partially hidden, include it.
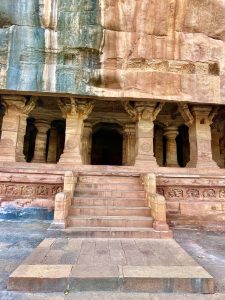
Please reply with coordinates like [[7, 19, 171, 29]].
[[0, 0, 225, 103]]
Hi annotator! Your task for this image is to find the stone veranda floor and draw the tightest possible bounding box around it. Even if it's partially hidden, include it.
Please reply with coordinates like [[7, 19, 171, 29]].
[[0, 220, 224, 299]]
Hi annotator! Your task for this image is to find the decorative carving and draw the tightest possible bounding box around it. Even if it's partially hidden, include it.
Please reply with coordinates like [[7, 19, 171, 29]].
[[203, 189, 216, 198], [140, 142, 151, 153], [21, 186, 35, 196], [58, 97, 95, 119], [0, 183, 63, 199], [123, 101, 137, 121], [36, 185, 49, 196], [123, 101, 165, 122], [186, 189, 200, 198], [158, 185, 225, 201], [157, 188, 165, 196], [178, 103, 194, 126], [52, 186, 63, 196], [219, 190, 225, 198], [168, 189, 183, 198], [5, 185, 21, 196], [22, 96, 37, 115]]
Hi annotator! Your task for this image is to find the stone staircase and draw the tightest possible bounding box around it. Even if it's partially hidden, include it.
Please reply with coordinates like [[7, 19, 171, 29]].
[[52, 175, 171, 238]]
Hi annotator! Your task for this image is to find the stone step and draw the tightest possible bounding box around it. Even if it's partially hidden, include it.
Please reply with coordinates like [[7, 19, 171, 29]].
[[69, 206, 151, 217], [72, 197, 148, 207], [77, 183, 144, 191], [78, 176, 140, 184], [75, 190, 145, 198], [47, 227, 173, 239], [67, 216, 153, 228], [8, 264, 214, 293]]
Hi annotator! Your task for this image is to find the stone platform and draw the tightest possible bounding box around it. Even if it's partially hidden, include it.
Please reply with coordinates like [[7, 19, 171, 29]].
[[8, 238, 214, 294]]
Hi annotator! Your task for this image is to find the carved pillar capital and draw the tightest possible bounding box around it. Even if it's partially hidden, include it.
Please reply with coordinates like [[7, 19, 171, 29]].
[[58, 97, 95, 120], [1, 95, 37, 116], [123, 101, 164, 122], [163, 126, 179, 140], [35, 119, 51, 134]]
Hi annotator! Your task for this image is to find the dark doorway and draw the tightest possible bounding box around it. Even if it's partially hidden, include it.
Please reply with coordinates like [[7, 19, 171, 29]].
[[91, 123, 123, 166]]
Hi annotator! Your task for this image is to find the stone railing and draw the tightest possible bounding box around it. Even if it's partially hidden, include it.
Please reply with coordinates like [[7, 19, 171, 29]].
[[53, 171, 78, 229], [141, 173, 170, 232]]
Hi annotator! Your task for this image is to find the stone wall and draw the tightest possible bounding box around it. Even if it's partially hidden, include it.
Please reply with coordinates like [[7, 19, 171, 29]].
[[0, 169, 63, 220], [157, 175, 225, 230], [0, 0, 225, 104]]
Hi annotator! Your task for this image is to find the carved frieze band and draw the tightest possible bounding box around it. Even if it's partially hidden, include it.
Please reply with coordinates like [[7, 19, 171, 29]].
[[0, 183, 63, 199], [157, 186, 225, 201]]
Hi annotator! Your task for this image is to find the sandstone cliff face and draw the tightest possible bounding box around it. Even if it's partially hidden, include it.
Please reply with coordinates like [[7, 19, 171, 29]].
[[0, 0, 225, 104]]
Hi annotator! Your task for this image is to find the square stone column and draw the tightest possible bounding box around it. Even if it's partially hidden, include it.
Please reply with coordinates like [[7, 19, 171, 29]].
[[123, 101, 164, 168], [211, 124, 224, 168], [188, 106, 218, 168], [58, 98, 94, 165], [0, 95, 36, 162]]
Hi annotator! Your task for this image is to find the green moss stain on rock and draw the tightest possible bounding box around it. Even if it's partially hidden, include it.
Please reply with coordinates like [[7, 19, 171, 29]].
[[56, 0, 103, 94], [0, 0, 45, 91], [0, 0, 103, 94]]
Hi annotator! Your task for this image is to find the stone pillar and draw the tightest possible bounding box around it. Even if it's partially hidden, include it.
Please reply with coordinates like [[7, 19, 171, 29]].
[[82, 122, 92, 164], [0, 95, 36, 162], [32, 120, 50, 163], [0, 106, 4, 139], [123, 101, 164, 168], [58, 98, 94, 165], [188, 106, 218, 168], [211, 124, 223, 168], [164, 126, 179, 167], [123, 124, 136, 166], [154, 127, 164, 166], [47, 127, 58, 163]]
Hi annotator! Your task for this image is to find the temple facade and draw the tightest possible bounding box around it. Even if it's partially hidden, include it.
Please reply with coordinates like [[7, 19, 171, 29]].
[[0, 0, 225, 234], [0, 96, 224, 170]]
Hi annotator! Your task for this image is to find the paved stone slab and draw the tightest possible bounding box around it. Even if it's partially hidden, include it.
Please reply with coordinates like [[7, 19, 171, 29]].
[[7, 238, 214, 293], [122, 266, 212, 278]]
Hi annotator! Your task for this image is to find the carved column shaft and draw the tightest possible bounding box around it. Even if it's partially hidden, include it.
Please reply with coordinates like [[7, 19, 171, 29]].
[[154, 127, 164, 167], [47, 127, 58, 163], [123, 101, 164, 168], [58, 98, 94, 165], [123, 124, 136, 166], [82, 122, 92, 164], [135, 103, 158, 167], [188, 106, 218, 168], [164, 126, 179, 167], [33, 120, 50, 163]]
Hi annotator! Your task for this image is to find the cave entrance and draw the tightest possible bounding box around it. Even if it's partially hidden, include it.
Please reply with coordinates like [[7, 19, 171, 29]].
[[91, 123, 123, 166]]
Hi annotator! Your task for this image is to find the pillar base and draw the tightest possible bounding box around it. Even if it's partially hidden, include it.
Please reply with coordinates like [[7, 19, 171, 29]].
[[32, 159, 46, 163], [164, 163, 179, 168], [134, 157, 158, 168], [0, 145, 16, 162], [58, 151, 83, 165], [187, 159, 219, 169]]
